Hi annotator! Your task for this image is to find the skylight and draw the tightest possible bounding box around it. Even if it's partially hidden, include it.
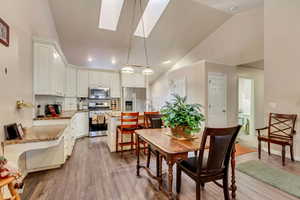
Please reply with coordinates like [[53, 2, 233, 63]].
[[134, 0, 170, 38], [99, 0, 124, 31]]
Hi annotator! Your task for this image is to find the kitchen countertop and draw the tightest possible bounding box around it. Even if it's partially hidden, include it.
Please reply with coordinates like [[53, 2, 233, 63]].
[[4, 125, 67, 145], [33, 110, 89, 121]]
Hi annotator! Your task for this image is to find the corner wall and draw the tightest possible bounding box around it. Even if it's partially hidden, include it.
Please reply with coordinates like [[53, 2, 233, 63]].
[[0, 0, 59, 143], [264, 0, 300, 159]]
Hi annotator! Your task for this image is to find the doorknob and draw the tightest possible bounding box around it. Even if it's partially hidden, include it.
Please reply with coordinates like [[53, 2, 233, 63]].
[[222, 110, 226, 113]]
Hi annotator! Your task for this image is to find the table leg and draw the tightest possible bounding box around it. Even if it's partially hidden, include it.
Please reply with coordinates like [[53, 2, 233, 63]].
[[167, 160, 175, 200], [231, 145, 237, 199], [136, 134, 140, 176], [158, 154, 163, 190]]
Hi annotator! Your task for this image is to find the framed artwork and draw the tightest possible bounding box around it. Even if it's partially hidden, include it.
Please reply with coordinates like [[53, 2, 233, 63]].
[[0, 17, 9, 47], [17, 124, 24, 139]]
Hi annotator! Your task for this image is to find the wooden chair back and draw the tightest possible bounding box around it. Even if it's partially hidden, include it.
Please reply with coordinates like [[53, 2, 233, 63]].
[[197, 126, 241, 175], [144, 112, 160, 128], [268, 113, 297, 140], [120, 112, 139, 130], [148, 114, 163, 129]]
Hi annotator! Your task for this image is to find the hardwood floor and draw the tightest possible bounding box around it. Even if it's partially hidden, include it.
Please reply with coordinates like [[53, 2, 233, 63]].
[[22, 137, 300, 200]]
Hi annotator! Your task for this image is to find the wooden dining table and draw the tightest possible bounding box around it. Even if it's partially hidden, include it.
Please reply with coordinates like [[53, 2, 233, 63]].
[[135, 128, 237, 200]]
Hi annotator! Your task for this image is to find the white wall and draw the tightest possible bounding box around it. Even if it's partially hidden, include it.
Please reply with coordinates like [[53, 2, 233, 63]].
[[264, 0, 300, 159], [172, 7, 264, 70], [237, 67, 264, 131], [151, 61, 238, 127], [0, 0, 59, 142], [151, 60, 206, 111]]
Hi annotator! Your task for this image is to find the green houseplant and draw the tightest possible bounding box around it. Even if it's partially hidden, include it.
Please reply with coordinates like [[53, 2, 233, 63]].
[[160, 94, 205, 139]]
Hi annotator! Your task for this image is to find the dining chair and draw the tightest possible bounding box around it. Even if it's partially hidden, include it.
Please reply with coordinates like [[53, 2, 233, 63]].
[[143, 112, 160, 128], [176, 125, 241, 200], [257, 113, 297, 166], [116, 112, 139, 156], [145, 114, 164, 177]]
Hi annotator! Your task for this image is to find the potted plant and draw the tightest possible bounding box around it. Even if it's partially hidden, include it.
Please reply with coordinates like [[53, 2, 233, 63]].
[[160, 94, 205, 139]]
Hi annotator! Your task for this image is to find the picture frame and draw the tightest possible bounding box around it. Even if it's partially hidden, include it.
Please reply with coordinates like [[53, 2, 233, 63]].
[[17, 124, 24, 139], [0, 17, 9, 47]]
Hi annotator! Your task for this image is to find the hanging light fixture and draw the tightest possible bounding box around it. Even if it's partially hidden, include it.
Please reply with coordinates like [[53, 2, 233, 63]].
[[139, 0, 154, 76], [121, 0, 154, 75], [121, 0, 137, 74]]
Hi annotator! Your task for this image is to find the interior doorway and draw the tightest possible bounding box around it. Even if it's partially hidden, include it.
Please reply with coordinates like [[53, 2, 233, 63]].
[[238, 77, 255, 135], [207, 72, 227, 127]]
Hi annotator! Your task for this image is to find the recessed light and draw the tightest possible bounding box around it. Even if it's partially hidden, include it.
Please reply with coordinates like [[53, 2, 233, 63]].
[[163, 60, 171, 64], [112, 58, 116, 64], [134, 0, 170, 38], [88, 57, 93, 62], [53, 52, 59, 59], [230, 6, 238, 12]]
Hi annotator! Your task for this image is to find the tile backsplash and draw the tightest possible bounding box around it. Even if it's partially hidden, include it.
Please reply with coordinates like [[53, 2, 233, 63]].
[[35, 95, 78, 116]]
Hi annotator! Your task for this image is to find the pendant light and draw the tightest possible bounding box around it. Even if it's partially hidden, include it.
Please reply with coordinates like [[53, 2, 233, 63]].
[[139, 0, 154, 76], [121, 0, 137, 74]]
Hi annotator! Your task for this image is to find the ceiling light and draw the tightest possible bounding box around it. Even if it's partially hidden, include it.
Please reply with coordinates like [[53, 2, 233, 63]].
[[142, 67, 154, 75], [99, 0, 124, 31], [88, 57, 93, 62], [53, 52, 59, 59], [163, 60, 171, 64], [112, 59, 116, 64], [121, 66, 135, 74], [134, 0, 170, 38]]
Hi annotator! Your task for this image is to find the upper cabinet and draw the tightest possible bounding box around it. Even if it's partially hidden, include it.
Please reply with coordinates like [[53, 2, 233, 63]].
[[34, 43, 66, 96], [65, 66, 77, 97], [121, 73, 146, 88], [110, 72, 121, 98], [88, 70, 121, 98], [77, 70, 89, 98]]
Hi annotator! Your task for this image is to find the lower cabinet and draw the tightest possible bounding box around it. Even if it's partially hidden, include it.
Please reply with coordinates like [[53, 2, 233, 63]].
[[27, 112, 89, 172]]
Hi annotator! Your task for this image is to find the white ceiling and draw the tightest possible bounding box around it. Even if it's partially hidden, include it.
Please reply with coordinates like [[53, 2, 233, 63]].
[[193, 0, 264, 14], [48, 0, 260, 82]]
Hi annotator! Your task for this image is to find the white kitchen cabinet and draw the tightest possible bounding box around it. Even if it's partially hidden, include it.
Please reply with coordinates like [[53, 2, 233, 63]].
[[121, 73, 146, 88], [77, 70, 89, 97], [75, 112, 89, 138], [111, 72, 121, 98], [88, 70, 111, 88], [34, 43, 55, 95], [34, 43, 65, 96], [65, 66, 77, 97]]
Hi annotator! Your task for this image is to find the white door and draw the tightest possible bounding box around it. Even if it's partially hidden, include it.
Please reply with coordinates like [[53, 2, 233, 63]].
[[208, 73, 227, 127]]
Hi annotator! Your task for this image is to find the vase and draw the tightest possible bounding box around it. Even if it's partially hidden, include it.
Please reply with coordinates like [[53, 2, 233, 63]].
[[170, 126, 194, 139]]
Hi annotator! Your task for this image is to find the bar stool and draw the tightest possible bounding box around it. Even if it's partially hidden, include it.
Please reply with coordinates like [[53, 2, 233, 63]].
[[0, 177, 21, 200], [116, 112, 139, 156]]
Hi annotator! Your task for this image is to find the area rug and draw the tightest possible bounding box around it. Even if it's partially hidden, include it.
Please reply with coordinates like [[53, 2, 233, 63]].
[[237, 160, 300, 198], [235, 144, 256, 157]]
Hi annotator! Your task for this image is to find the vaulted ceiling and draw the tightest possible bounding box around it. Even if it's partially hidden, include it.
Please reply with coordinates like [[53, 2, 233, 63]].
[[48, 0, 262, 82]]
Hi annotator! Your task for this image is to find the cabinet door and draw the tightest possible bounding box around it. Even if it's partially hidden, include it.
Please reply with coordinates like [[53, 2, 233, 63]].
[[34, 43, 54, 95], [77, 70, 89, 97], [121, 73, 146, 88], [111, 72, 121, 98], [65, 67, 77, 97]]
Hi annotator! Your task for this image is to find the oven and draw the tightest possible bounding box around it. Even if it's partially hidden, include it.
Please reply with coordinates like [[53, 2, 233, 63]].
[[89, 87, 110, 99]]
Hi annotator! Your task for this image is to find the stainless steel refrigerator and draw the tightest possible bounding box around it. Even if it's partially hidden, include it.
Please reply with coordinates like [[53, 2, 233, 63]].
[[122, 87, 146, 112]]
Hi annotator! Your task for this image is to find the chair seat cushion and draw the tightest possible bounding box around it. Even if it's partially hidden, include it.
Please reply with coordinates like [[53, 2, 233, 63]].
[[179, 156, 207, 173], [117, 126, 137, 132], [258, 135, 292, 145]]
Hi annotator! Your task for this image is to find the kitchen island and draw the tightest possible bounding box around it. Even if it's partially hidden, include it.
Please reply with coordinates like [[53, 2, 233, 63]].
[[106, 112, 145, 152]]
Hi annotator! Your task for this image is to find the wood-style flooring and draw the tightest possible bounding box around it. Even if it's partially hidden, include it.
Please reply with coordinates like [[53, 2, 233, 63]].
[[22, 137, 300, 200]]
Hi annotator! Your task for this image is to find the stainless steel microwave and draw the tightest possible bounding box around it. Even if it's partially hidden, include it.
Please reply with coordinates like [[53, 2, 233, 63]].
[[89, 87, 110, 99]]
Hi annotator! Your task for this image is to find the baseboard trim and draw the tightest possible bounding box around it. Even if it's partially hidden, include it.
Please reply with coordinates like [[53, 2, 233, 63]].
[[261, 147, 300, 161]]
